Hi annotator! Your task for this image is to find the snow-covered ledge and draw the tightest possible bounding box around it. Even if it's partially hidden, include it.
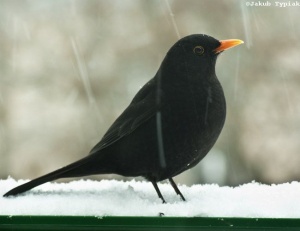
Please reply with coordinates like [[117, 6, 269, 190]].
[[1, 178, 300, 218]]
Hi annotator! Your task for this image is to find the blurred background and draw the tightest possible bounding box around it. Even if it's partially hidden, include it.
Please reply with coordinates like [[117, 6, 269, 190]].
[[1, 0, 300, 186]]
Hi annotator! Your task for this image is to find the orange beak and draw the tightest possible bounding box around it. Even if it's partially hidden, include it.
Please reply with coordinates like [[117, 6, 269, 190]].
[[214, 39, 244, 54]]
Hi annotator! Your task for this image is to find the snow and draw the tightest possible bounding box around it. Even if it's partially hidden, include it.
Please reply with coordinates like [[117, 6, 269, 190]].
[[1, 178, 300, 218]]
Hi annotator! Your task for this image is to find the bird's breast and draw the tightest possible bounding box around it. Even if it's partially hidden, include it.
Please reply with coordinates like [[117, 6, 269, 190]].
[[159, 81, 226, 174]]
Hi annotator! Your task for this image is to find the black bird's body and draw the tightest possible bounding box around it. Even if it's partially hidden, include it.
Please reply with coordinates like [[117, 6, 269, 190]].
[[4, 34, 243, 202]]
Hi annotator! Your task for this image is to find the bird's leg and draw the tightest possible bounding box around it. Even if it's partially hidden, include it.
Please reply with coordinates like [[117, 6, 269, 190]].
[[151, 181, 166, 204], [169, 178, 186, 201]]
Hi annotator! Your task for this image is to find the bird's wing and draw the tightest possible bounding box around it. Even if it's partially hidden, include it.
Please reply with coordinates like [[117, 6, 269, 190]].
[[89, 78, 157, 154]]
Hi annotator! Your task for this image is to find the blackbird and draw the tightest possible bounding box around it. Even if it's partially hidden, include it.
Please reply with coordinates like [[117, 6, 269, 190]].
[[4, 34, 243, 202]]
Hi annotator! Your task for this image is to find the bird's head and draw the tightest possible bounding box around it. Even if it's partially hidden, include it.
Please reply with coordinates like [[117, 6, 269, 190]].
[[162, 34, 243, 80]]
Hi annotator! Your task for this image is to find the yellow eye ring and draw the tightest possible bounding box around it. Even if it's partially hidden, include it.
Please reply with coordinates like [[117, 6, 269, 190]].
[[193, 46, 204, 55]]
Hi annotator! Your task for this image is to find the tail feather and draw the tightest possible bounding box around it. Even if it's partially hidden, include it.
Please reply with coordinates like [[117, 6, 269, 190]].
[[3, 156, 95, 197], [4, 174, 58, 197]]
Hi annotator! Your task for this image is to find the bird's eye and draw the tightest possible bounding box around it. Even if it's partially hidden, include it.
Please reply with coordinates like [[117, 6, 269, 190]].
[[193, 46, 204, 55]]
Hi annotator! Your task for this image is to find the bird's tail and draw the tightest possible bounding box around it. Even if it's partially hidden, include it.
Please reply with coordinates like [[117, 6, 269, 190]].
[[3, 155, 97, 197]]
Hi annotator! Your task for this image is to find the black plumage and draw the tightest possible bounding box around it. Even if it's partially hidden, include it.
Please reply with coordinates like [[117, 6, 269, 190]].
[[4, 34, 243, 202]]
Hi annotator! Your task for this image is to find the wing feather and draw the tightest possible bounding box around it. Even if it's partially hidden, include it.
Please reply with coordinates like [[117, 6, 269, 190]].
[[89, 78, 157, 154]]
